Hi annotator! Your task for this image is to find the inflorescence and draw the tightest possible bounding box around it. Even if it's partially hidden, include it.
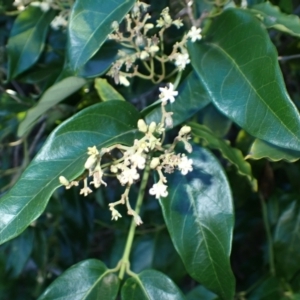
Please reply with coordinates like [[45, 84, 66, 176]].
[[59, 84, 193, 225], [107, 1, 202, 86]]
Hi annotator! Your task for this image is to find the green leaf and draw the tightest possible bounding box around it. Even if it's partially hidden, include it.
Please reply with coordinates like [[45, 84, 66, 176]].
[[78, 41, 120, 78], [7, 6, 55, 79], [250, 1, 300, 37], [0, 101, 140, 245], [38, 259, 119, 300], [199, 104, 232, 138], [186, 285, 218, 300], [188, 9, 300, 152], [17, 77, 86, 137], [248, 277, 282, 300], [121, 270, 185, 300], [95, 78, 125, 101], [68, 0, 135, 71], [5, 228, 34, 278], [190, 122, 257, 190], [274, 201, 300, 279], [144, 71, 210, 127], [159, 145, 235, 299], [246, 139, 300, 162]]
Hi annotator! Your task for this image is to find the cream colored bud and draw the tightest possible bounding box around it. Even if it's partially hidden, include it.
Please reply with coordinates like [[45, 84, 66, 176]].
[[111, 21, 119, 31], [179, 125, 191, 135], [140, 50, 149, 60], [150, 157, 160, 169], [138, 119, 148, 133], [148, 122, 156, 133], [144, 23, 154, 29], [119, 75, 130, 86], [84, 155, 98, 169], [59, 176, 70, 186], [110, 165, 118, 173], [149, 45, 159, 54]]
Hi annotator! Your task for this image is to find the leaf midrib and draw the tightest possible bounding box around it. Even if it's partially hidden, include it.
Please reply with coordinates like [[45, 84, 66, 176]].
[[209, 42, 300, 145]]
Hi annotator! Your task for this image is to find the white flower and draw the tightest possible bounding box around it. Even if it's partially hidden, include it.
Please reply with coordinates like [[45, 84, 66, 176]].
[[111, 208, 122, 221], [159, 83, 178, 104], [80, 186, 92, 196], [119, 75, 130, 86], [187, 26, 202, 42], [117, 167, 140, 185], [178, 155, 193, 175], [40, 2, 51, 12], [51, 15, 68, 30], [149, 181, 168, 199], [130, 153, 146, 169], [174, 53, 190, 70]]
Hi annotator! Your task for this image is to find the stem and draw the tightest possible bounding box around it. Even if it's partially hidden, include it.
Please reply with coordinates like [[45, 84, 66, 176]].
[[259, 193, 276, 276], [118, 162, 151, 280]]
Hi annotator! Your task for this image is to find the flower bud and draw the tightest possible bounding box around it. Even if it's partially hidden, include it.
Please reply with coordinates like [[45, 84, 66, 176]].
[[84, 155, 98, 169], [150, 157, 160, 169], [140, 50, 149, 60], [148, 122, 156, 133], [144, 23, 154, 30], [119, 75, 130, 86], [59, 176, 70, 186], [111, 21, 119, 31], [138, 119, 148, 133], [179, 125, 191, 135]]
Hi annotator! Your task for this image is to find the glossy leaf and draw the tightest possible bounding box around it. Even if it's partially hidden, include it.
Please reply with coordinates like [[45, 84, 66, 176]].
[[200, 104, 232, 138], [159, 145, 235, 299], [17, 77, 86, 137], [186, 285, 218, 300], [189, 9, 300, 151], [248, 277, 282, 300], [95, 78, 125, 101], [38, 259, 119, 300], [250, 2, 300, 37], [121, 270, 185, 300], [190, 122, 257, 190], [274, 201, 300, 279], [0, 101, 140, 245], [7, 6, 55, 79], [68, 0, 135, 71], [78, 41, 120, 78], [246, 139, 300, 162], [144, 71, 210, 127]]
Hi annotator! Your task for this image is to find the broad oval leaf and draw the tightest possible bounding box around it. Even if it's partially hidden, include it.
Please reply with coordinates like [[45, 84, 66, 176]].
[[250, 2, 300, 37], [190, 122, 257, 190], [68, 0, 135, 71], [246, 139, 300, 162], [38, 259, 119, 300], [121, 269, 185, 300], [18, 76, 86, 137], [144, 71, 211, 127], [7, 6, 55, 79], [274, 201, 300, 280], [159, 145, 235, 300], [189, 9, 300, 151], [0, 101, 140, 245]]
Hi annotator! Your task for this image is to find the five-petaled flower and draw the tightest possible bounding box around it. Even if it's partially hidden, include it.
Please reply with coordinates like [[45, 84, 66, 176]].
[[187, 26, 202, 42], [149, 181, 168, 199], [159, 83, 178, 103]]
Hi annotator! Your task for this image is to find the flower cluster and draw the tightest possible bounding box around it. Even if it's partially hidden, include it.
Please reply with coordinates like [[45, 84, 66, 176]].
[[59, 84, 193, 225], [12, 0, 72, 30], [107, 1, 202, 86]]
